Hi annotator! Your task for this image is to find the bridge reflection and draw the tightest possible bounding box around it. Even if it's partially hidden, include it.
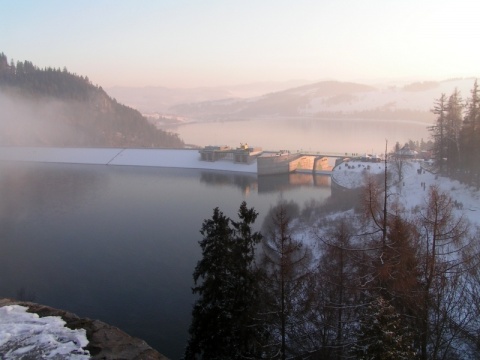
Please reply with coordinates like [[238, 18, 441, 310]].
[[199, 171, 330, 195]]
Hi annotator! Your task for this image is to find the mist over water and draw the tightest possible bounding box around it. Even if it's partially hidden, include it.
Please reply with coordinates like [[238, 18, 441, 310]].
[[0, 90, 80, 146], [172, 117, 431, 155]]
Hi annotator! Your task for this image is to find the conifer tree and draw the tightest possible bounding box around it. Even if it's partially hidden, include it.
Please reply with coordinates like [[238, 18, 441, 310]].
[[185, 202, 263, 360], [460, 80, 480, 183], [430, 94, 448, 172], [229, 202, 265, 356], [353, 296, 415, 360], [0, 52, 185, 148], [444, 89, 463, 174]]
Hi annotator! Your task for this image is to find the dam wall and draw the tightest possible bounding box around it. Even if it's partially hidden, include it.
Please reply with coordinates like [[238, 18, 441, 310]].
[[0, 147, 334, 176], [257, 153, 302, 175], [0, 147, 258, 173], [257, 153, 331, 175]]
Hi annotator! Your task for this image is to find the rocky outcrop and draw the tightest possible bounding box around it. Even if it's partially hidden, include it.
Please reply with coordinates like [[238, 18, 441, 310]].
[[0, 298, 169, 360]]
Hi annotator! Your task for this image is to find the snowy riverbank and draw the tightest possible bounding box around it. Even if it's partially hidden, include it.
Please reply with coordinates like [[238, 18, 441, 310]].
[[331, 159, 480, 226], [0, 147, 257, 174]]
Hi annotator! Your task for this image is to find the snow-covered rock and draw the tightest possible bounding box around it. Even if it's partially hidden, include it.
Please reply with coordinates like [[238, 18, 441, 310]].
[[0, 304, 89, 359], [0, 299, 168, 360]]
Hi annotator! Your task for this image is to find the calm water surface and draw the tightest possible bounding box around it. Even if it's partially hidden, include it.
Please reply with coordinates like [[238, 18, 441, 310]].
[[172, 117, 431, 154], [0, 161, 332, 359]]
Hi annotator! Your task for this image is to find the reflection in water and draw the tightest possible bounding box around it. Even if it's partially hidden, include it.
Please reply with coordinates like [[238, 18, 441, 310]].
[[199, 171, 258, 195], [199, 170, 331, 194], [258, 173, 331, 193], [0, 162, 106, 238], [0, 162, 336, 359], [173, 117, 430, 155]]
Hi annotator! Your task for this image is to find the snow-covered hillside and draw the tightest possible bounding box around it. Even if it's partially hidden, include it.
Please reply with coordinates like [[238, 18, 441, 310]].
[[331, 159, 480, 226], [170, 79, 477, 121], [307, 78, 476, 114]]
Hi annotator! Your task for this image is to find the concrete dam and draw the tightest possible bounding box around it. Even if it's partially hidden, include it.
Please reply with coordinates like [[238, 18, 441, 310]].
[[0, 146, 336, 176], [198, 145, 334, 175], [256, 152, 332, 175]]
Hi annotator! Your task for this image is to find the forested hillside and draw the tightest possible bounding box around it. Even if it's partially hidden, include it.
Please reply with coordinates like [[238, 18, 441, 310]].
[[186, 171, 480, 359], [429, 80, 480, 185], [0, 53, 184, 148]]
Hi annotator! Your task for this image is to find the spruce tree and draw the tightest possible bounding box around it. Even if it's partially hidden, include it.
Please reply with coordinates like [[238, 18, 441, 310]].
[[430, 94, 448, 172], [230, 202, 265, 356], [445, 89, 463, 174], [460, 80, 480, 183], [353, 296, 415, 360], [185, 202, 262, 359]]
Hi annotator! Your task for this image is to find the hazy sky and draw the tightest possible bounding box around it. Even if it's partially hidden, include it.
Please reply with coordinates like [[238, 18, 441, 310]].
[[1, 0, 479, 88]]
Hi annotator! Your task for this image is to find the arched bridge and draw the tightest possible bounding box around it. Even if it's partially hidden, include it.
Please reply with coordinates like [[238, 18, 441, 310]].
[[257, 152, 348, 176]]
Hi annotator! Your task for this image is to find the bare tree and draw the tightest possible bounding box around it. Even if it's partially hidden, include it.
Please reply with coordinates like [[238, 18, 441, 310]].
[[313, 217, 360, 359], [415, 185, 470, 359], [361, 172, 388, 247], [460, 230, 480, 355], [259, 202, 313, 359], [391, 154, 406, 184]]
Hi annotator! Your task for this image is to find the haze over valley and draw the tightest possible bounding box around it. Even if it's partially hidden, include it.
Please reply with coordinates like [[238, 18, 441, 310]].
[[109, 78, 477, 123], [2, 1, 480, 359], [4, 52, 474, 154], [3, 0, 479, 152], [3, 54, 471, 155]]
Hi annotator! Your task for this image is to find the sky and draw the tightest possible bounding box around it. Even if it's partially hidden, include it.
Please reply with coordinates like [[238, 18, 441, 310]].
[[1, 0, 479, 88]]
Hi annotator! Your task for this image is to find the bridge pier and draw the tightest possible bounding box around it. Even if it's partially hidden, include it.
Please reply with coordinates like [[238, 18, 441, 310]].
[[257, 153, 332, 175]]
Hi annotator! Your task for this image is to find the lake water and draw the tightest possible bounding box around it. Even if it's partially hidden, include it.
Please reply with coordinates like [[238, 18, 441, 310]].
[[171, 117, 431, 155], [0, 161, 332, 359]]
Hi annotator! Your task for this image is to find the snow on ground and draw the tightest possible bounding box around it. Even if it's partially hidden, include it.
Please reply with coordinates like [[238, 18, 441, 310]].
[[332, 161, 386, 189], [297, 159, 480, 265], [0, 305, 89, 359], [110, 148, 257, 173], [0, 147, 258, 173], [331, 159, 480, 226], [395, 162, 480, 225], [0, 147, 122, 165]]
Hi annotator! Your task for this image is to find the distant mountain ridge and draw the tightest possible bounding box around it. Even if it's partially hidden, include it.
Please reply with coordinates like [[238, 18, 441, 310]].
[[106, 79, 313, 113], [169, 78, 477, 122], [0, 52, 184, 148], [108, 77, 479, 125], [4, 51, 475, 135]]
